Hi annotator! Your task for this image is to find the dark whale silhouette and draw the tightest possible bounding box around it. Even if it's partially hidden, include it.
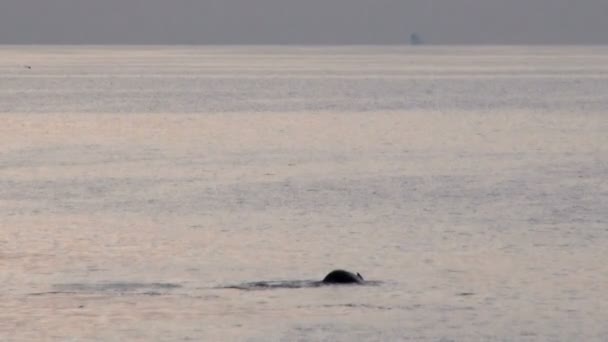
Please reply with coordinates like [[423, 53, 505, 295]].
[[322, 270, 364, 284]]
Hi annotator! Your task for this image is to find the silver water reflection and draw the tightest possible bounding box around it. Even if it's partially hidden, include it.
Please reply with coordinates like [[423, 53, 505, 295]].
[[1, 46, 607, 341]]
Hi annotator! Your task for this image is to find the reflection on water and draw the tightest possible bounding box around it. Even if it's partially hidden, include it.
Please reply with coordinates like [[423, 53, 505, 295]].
[[1, 46, 607, 341]]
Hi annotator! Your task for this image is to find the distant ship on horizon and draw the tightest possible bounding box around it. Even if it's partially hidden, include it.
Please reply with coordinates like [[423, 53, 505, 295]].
[[410, 33, 424, 45]]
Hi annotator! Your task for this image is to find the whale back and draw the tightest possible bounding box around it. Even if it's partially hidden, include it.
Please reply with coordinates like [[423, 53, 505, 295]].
[[322, 269, 364, 284]]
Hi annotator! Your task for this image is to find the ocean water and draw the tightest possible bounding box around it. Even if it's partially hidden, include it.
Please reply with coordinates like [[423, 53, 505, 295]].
[[1, 46, 607, 341]]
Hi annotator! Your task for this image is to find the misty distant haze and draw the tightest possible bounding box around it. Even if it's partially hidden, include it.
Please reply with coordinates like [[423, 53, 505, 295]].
[[1, 0, 608, 44]]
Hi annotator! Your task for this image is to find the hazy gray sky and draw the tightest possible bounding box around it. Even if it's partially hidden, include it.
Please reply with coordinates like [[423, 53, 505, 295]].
[[1, 0, 607, 44]]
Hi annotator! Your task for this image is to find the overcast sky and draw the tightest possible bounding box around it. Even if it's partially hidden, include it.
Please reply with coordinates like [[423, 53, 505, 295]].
[[1, 0, 607, 44]]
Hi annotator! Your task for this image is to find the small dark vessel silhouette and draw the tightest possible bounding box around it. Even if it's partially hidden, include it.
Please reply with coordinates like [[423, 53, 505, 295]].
[[322, 270, 364, 284], [410, 33, 423, 45]]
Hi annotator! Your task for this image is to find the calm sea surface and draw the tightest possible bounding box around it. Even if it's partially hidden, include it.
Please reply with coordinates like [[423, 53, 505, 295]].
[[1, 46, 607, 341]]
